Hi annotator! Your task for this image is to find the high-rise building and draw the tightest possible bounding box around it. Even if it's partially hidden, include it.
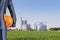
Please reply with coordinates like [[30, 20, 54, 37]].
[[34, 22, 47, 31], [27, 24, 31, 31], [20, 17, 27, 31], [20, 17, 32, 31]]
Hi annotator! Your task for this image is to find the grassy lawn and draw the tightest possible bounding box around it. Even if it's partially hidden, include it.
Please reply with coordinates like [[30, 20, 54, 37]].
[[7, 31, 60, 40]]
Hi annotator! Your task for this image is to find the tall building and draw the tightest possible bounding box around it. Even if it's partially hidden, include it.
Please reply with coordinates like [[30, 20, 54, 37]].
[[34, 22, 47, 31], [27, 24, 31, 31], [22, 20, 27, 31], [20, 17, 31, 31]]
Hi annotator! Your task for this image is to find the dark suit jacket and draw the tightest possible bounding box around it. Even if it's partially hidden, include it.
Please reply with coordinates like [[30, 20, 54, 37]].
[[0, 0, 16, 27]]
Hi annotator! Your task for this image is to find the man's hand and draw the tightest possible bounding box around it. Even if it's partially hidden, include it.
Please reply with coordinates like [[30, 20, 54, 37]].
[[11, 18, 17, 27]]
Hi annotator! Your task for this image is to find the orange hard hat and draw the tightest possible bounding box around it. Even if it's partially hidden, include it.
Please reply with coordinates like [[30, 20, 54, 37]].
[[4, 14, 13, 28]]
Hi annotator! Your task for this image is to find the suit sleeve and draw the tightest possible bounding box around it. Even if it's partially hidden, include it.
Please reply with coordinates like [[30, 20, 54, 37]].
[[7, 0, 16, 27]]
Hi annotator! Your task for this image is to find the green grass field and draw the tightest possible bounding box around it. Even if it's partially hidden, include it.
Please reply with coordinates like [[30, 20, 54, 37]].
[[7, 31, 60, 40]]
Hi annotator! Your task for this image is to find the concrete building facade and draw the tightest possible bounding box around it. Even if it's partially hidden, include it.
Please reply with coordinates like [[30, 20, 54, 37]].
[[34, 22, 47, 31]]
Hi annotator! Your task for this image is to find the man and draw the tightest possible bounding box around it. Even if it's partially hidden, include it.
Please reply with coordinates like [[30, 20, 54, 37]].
[[0, 0, 16, 40]]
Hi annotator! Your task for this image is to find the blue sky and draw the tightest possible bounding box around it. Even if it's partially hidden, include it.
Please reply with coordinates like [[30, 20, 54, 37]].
[[7, 0, 60, 29]]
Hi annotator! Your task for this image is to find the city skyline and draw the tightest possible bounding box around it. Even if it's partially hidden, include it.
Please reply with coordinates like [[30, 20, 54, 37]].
[[7, 0, 60, 29]]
